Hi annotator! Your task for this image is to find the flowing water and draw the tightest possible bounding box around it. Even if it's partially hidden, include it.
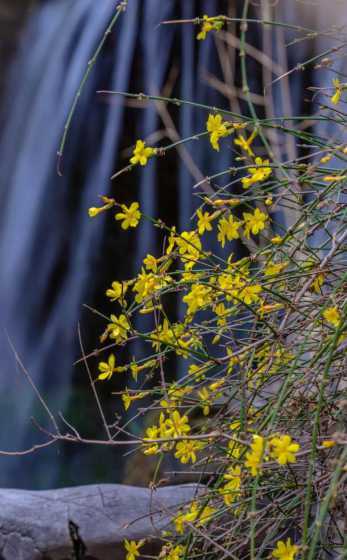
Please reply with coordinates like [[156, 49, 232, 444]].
[[0, 0, 344, 488]]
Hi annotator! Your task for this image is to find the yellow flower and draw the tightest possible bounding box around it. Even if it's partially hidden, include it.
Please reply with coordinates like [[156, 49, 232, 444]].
[[161, 544, 186, 560], [105, 280, 127, 302], [173, 510, 195, 535], [245, 435, 266, 476], [213, 302, 230, 331], [323, 306, 341, 327], [103, 313, 130, 344], [323, 174, 347, 182], [198, 387, 210, 416], [331, 78, 343, 105], [160, 385, 192, 411], [183, 284, 212, 315], [88, 196, 115, 217], [243, 208, 268, 238], [129, 358, 155, 381], [122, 392, 133, 412], [143, 425, 160, 456], [272, 538, 298, 560], [234, 129, 257, 157], [241, 157, 272, 189], [130, 139, 156, 166], [97, 354, 117, 381], [166, 409, 191, 438], [269, 434, 300, 465], [320, 153, 332, 164], [245, 452, 262, 476], [115, 202, 141, 229], [205, 196, 241, 208], [188, 363, 207, 381], [133, 269, 170, 305], [271, 235, 283, 245], [130, 362, 140, 381], [239, 284, 262, 305], [174, 440, 204, 464], [176, 230, 202, 268], [88, 207, 103, 217], [311, 272, 324, 294], [322, 439, 336, 448], [206, 113, 232, 151], [209, 378, 225, 392], [143, 254, 158, 272], [122, 389, 147, 411], [259, 303, 284, 316], [218, 272, 245, 303], [217, 215, 241, 247], [177, 230, 202, 255], [193, 502, 216, 527], [227, 439, 242, 460], [196, 209, 214, 234], [220, 465, 242, 506], [124, 539, 145, 560], [229, 419, 241, 432], [165, 226, 177, 255], [174, 502, 215, 534], [153, 409, 191, 442], [263, 261, 287, 277], [197, 14, 224, 41]]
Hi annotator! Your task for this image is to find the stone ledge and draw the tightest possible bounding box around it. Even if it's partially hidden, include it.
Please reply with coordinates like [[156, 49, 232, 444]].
[[0, 483, 201, 559]]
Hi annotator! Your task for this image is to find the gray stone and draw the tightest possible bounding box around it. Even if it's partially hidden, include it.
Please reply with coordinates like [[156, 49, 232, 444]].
[[0, 483, 200, 559]]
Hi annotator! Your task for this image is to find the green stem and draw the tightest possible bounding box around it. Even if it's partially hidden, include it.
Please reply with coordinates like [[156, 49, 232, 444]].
[[57, 1, 127, 175], [306, 446, 347, 560], [302, 305, 347, 552]]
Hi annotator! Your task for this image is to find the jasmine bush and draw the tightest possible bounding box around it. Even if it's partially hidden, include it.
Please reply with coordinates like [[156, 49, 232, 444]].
[[70, 4, 347, 559]]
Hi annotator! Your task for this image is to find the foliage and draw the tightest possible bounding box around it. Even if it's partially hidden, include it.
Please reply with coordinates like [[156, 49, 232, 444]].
[[82, 5, 347, 560]]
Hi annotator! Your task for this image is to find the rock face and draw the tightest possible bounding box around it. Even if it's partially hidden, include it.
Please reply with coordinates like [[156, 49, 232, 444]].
[[0, 484, 200, 559]]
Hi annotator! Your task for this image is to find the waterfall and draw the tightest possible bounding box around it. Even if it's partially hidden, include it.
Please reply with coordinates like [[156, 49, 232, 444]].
[[0, 0, 235, 488], [0, 0, 344, 488]]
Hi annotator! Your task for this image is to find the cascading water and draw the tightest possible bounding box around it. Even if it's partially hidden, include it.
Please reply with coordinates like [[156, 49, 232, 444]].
[[0, 0, 344, 489], [0, 0, 237, 488]]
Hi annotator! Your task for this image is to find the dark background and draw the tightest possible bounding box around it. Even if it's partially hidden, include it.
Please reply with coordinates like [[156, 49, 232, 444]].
[[0, 0, 37, 95]]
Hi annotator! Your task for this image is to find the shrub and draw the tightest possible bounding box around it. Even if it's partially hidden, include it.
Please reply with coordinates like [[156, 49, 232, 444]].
[[73, 5, 347, 560]]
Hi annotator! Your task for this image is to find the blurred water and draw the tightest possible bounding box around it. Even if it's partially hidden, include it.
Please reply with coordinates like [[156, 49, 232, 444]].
[[0, 0, 344, 488], [0, 0, 235, 488]]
